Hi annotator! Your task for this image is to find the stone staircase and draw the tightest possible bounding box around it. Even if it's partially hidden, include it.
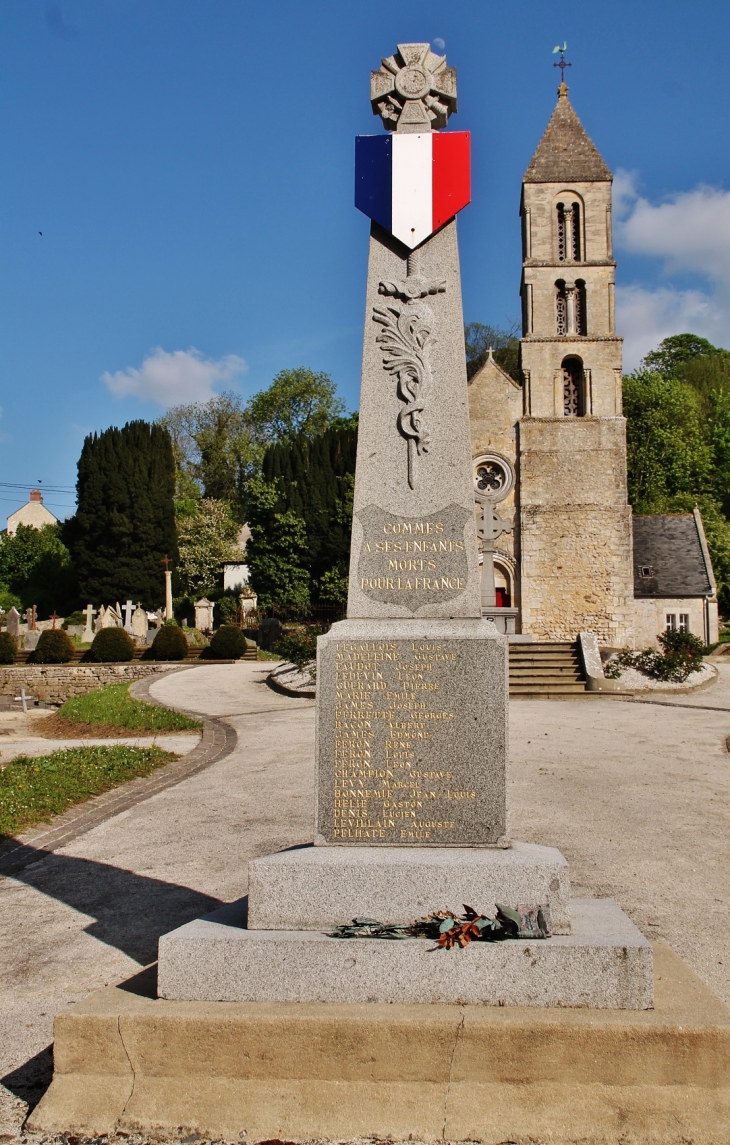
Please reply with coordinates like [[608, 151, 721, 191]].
[[509, 641, 587, 697]]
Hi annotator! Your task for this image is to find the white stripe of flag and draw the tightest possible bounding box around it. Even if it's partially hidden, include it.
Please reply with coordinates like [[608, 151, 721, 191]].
[[391, 134, 433, 249]]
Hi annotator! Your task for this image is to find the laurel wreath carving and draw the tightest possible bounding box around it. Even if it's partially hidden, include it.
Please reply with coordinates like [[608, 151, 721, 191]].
[[372, 301, 435, 490]]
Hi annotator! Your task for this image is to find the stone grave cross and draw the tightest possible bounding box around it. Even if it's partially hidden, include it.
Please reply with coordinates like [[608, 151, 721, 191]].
[[82, 604, 97, 643], [122, 600, 134, 631]]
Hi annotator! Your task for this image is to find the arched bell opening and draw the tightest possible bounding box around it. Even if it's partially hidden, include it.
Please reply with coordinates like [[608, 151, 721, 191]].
[[562, 355, 585, 417]]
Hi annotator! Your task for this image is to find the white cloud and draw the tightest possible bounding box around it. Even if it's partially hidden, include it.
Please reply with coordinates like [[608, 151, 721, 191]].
[[614, 171, 730, 368], [616, 285, 720, 371], [102, 347, 248, 408]]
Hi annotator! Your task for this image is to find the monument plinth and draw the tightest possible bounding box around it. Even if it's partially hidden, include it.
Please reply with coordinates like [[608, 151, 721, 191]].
[[315, 618, 507, 846], [157, 42, 652, 1009]]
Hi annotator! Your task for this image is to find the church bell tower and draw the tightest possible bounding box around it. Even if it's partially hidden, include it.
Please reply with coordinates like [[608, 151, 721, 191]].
[[517, 81, 634, 644]]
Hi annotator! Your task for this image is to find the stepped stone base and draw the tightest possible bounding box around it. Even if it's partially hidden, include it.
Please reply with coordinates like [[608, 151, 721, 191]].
[[29, 944, 730, 1144], [248, 840, 572, 933], [158, 898, 652, 1008]]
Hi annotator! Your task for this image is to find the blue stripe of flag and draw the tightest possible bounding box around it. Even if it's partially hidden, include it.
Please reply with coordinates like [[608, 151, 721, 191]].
[[355, 135, 391, 234]]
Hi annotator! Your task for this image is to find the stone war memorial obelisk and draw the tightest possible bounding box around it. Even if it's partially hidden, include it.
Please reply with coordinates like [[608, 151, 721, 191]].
[[157, 44, 653, 1010]]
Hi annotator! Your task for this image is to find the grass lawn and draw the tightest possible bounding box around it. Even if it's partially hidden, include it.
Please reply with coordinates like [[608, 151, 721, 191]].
[[55, 683, 202, 733], [0, 745, 177, 836]]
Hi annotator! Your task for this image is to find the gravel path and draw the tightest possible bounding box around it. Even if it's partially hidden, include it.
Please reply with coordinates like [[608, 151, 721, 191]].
[[0, 659, 728, 1134]]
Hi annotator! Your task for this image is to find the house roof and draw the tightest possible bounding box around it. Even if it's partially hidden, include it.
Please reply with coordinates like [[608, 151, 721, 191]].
[[632, 514, 713, 598], [524, 88, 612, 184]]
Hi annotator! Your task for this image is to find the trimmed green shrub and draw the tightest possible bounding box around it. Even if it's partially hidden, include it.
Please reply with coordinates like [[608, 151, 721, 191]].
[[147, 624, 188, 661], [0, 632, 17, 664], [86, 627, 135, 663], [205, 625, 247, 660], [29, 628, 75, 664]]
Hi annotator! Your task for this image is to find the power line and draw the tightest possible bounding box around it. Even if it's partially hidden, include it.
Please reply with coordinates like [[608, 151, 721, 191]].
[[0, 481, 75, 493], [0, 496, 75, 508]]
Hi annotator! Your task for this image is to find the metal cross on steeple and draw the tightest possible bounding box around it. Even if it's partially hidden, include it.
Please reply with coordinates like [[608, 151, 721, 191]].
[[552, 43, 571, 85]]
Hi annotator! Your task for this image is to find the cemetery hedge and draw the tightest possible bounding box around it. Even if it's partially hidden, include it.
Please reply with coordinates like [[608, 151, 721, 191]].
[[57, 683, 201, 732], [28, 628, 75, 664], [0, 632, 17, 664], [204, 624, 247, 659], [86, 627, 135, 662], [147, 624, 188, 661], [0, 744, 176, 836]]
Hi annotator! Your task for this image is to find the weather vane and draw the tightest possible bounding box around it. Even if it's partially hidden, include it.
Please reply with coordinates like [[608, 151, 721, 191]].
[[552, 42, 571, 85]]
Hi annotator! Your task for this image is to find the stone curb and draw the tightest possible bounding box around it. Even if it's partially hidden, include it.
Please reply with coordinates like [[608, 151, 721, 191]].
[[0, 668, 236, 876], [266, 665, 316, 700]]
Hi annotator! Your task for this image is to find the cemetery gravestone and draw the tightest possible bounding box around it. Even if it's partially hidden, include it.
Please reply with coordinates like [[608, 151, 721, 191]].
[[82, 604, 97, 643], [6, 607, 20, 641], [131, 604, 148, 642], [123, 600, 135, 632], [194, 598, 215, 633]]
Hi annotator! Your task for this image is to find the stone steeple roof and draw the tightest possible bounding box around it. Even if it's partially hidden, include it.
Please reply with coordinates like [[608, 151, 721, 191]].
[[524, 86, 611, 184]]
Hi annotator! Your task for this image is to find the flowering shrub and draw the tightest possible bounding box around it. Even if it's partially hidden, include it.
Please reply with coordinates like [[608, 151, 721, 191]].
[[609, 629, 706, 683]]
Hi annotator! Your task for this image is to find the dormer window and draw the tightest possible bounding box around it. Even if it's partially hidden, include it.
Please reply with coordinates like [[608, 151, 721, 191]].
[[639, 566, 654, 578]]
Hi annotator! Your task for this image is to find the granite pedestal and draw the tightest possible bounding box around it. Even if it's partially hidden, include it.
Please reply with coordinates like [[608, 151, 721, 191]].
[[248, 840, 572, 933], [158, 897, 652, 1008]]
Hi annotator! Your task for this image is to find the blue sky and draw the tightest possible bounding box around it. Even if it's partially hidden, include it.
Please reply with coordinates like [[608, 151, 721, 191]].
[[2, 0, 730, 519]]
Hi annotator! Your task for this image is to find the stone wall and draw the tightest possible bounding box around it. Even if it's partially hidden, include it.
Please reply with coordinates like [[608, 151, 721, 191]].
[[0, 663, 181, 705], [518, 417, 635, 645]]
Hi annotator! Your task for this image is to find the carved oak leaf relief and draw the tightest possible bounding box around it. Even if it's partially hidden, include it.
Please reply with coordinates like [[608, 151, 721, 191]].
[[372, 301, 435, 490]]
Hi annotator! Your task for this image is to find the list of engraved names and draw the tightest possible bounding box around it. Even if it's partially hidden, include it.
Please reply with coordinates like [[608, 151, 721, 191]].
[[328, 637, 487, 845]]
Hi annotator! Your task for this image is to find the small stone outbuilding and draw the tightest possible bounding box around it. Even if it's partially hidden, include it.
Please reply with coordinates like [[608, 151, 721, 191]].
[[632, 510, 719, 647]]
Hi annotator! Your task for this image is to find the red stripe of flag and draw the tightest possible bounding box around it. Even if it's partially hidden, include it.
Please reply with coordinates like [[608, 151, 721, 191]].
[[432, 132, 471, 233]]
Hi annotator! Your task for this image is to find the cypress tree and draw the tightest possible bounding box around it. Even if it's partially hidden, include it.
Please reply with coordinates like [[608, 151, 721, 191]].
[[70, 421, 178, 607], [250, 417, 357, 603]]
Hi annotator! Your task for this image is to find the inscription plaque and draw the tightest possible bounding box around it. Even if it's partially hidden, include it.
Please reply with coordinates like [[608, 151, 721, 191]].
[[355, 503, 472, 613], [316, 622, 507, 846]]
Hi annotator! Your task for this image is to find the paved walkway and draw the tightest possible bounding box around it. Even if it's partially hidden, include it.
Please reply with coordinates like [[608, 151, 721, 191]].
[[1, 660, 728, 1126]]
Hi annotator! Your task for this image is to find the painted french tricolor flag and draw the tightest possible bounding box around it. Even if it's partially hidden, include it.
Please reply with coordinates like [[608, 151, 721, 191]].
[[355, 131, 470, 249]]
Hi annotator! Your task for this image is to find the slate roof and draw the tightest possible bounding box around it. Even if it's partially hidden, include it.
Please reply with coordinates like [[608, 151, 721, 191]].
[[524, 90, 612, 184], [632, 515, 713, 598]]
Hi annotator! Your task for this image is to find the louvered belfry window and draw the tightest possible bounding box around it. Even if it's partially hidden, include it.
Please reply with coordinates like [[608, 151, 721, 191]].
[[557, 202, 582, 262], [555, 281, 567, 335], [571, 203, 581, 260], [562, 357, 584, 417], [574, 280, 587, 335]]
